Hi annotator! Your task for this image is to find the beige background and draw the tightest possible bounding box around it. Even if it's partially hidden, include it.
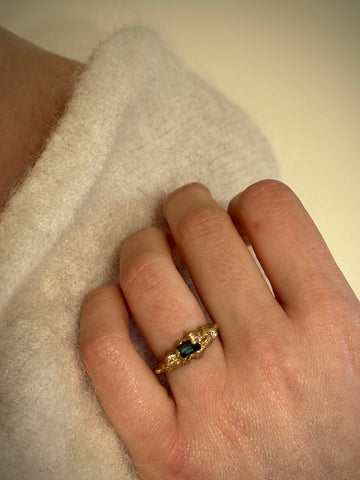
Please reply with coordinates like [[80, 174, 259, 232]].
[[1, 0, 359, 297]]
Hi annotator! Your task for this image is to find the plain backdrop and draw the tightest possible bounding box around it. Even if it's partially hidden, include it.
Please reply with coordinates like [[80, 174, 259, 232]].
[[1, 0, 359, 297]]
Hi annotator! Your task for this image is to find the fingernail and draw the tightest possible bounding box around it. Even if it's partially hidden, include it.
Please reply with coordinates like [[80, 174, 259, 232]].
[[163, 182, 211, 215]]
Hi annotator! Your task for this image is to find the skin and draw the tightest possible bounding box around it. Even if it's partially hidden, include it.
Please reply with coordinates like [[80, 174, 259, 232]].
[[1, 26, 359, 480], [0, 26, 83, 212], [79, 181, 360, 480]]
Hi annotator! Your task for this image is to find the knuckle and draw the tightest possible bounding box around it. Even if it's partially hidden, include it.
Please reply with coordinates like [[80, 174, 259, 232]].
[[252, 336, 300, 393], [176, 205, 228, 242], [120, 251, 169, 295], [241, 179, 296, 221], [311, 302, 360, 361], [244, 179, 291, 201], [122, 226, 160, 250], [82, 284, 117, 309], [80, 333, 125, 373], [81, 285, 119, 321], [165, 436, 196, 480]]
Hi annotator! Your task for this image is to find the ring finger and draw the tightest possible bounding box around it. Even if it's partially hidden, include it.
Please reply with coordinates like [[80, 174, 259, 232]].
[[119, 226, 225, 403]]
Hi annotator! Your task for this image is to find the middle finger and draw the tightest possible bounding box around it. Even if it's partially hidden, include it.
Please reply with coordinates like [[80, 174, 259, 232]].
[[163, 183, 285, 358]]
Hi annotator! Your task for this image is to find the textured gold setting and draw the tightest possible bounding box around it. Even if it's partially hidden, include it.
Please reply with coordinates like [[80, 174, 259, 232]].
[[154, 324, 219, 374]]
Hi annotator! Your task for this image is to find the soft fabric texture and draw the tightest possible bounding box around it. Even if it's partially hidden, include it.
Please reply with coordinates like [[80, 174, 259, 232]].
[[0, 27, 278, 479]]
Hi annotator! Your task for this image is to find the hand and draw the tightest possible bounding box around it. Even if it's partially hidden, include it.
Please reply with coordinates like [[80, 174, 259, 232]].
[[79, 180, 360, 480]]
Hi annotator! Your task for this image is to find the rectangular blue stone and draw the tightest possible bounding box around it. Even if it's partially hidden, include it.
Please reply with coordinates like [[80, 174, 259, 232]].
[[177, 340, 201, 358]]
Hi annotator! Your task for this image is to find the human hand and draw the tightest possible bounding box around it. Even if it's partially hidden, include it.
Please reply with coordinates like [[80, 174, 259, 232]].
[[79, 180, 360, 480]]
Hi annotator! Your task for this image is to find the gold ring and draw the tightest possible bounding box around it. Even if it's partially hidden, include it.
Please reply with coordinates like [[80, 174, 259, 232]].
[[154, 324, 219, 374]]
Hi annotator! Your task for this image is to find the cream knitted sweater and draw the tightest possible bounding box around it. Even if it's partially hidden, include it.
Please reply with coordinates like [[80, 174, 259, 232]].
[[0, 27, 278, 479]]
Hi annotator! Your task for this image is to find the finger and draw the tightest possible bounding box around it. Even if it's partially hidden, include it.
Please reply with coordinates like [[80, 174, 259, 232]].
[[162, 183, 286, 359], [79, 284, 176, 456], [119, 227, 225, 403], [228, 180, 351, 314]]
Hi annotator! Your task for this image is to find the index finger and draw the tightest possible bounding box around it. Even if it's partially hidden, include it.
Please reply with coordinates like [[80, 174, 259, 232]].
[[228, 180, 354, 315]]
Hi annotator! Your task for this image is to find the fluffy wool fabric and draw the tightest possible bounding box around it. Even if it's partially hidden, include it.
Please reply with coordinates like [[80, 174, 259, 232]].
[[0, 27, 278, 479]]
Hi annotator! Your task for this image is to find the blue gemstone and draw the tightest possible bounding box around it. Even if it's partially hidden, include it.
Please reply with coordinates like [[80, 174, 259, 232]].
[[177, 340, 201, 358]]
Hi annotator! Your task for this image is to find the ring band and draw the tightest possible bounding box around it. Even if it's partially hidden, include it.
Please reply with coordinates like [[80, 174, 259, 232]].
[[154, 323, 219, 374]]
